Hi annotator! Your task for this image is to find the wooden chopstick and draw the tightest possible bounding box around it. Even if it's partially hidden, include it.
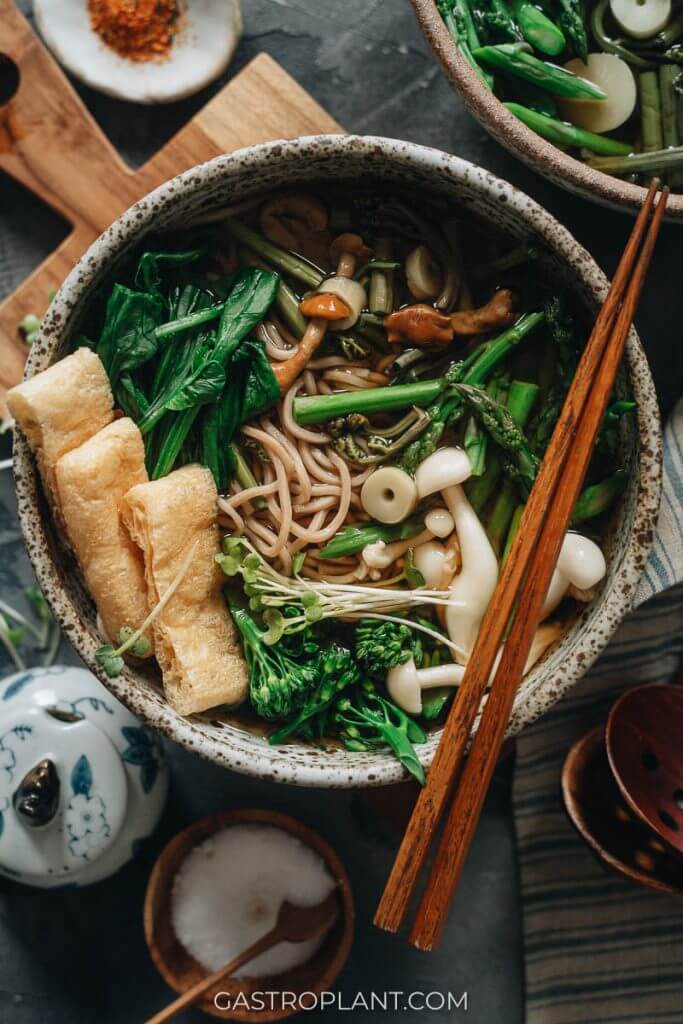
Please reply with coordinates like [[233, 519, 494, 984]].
[[409, 183, 669, 951], [374, 179, 666, 939]]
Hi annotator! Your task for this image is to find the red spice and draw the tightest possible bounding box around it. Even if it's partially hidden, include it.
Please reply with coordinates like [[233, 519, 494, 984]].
[[88, 0, 181, 63]]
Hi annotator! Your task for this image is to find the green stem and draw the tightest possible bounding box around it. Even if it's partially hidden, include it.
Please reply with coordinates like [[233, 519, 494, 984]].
[[586, 146, 683, 174], [571, 471, 628, 525], [640, 71, 664, 153], [510, 0, 566, 55], [294, 378, 445, 425], [151, 407, 201, 479], [318, 519, 424, 560], [591, 0, 655, 69], [231, 444, 267, 510], [505, 103, 632, 156], [369, 238, 395, 315], [502, 504, 524, 564], [474, 44, 607, 98], [487, 479, 518, 554], [154, 304, 223, 341], [226, 219, 323, 288]]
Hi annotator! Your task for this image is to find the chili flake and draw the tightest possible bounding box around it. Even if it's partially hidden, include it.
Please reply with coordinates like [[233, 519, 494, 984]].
[[88, 0, 182, 63]]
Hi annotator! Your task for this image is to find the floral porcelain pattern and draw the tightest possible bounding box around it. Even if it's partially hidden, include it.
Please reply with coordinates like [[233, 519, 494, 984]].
[[0, 665, 168, 887]]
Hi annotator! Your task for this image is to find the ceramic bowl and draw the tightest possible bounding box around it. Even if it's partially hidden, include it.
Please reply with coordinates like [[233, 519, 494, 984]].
[[412, 0, 683, 220], [12, 134, 662, 787], [144, 809, 354, 1021]]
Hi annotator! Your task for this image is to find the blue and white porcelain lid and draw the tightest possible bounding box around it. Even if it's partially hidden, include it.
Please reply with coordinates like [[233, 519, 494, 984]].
[[0, 665, 155, 884], [0, 702, 127, 878]]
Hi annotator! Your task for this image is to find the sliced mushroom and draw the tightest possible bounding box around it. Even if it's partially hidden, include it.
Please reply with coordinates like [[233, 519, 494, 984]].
[[360, 466, 418, 524], [299, 293, 351, 321], [405, 244, 443, 300], [450, 289, 516, 335], [385, 304, 454, 347], [541, 532, 606, 619]]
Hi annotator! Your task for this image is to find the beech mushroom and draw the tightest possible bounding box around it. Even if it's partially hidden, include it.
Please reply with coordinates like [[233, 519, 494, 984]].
[[424, 507, 455, 538], [449, 289, 517, 335], [299, 293, 351, 321], [384, 289, 517, 347], [360, 467, 418, 524], [443, 483, 499, 661], [541, 532, 606, 619], [415, 447, 473, 499], [387, 657, 465, 715], [361, 529, 434, 570], [405, 244, 443, 300], [271, 232, 369, 391], [413, 540, 449, 588]]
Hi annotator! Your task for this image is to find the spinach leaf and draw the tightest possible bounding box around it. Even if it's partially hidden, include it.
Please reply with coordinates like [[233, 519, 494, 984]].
[[159, 268, 279, 413], [134, 249, 204, 297], [96, 285, 163, 388], [200, 338, 279, 490]]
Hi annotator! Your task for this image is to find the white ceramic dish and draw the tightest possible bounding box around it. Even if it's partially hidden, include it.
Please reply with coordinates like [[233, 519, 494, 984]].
[[12, 135, 662, 787], [35, 0, 242, 104]]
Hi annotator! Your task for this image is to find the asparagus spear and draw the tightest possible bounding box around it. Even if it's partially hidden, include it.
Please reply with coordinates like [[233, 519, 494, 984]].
[[659, 65, 683, 187], [455, 383, 539, 493], [640, 71, 664, 153], [510, 0, 566, 56], [474, 44, 607, 98], [438, 0, 495, 87], [571, 472, 628, 525], [556, 0, 588, 62], [586, 146, 683, 175], [466, 379, 537, 511], [294, 312, 545, 427], [486, 0, 524, 42], [506, 103, 632, 155]]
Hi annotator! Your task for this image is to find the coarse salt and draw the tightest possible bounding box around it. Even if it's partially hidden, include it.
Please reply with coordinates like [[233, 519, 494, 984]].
[[171, 824, 336, 977]]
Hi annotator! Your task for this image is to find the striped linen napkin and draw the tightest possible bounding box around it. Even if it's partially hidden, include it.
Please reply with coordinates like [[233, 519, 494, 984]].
[[515, 398, 683, 1024]]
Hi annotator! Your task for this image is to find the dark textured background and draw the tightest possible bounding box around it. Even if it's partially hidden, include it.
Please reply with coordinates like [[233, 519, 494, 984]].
[[0, 1, 680, 1021]]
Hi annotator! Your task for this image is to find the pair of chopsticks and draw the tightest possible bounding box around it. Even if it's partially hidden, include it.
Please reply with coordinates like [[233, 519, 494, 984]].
[[375, 180, 668, 951]]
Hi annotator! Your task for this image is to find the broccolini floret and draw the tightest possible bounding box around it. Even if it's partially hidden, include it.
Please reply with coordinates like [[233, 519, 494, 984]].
[[230, 603, 319, 720], [355, 619, 422, 675]]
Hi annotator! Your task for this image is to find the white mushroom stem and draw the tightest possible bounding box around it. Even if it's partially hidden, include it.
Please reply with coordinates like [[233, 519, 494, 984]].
[[386, 657, 466, 715], [541, 532, 606, 619], [443, 484, 499, 662], [362, 529, 433, 570]]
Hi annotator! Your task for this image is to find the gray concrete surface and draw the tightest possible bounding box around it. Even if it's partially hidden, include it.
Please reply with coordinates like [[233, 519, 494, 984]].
[[1, 1, 681, 1021]]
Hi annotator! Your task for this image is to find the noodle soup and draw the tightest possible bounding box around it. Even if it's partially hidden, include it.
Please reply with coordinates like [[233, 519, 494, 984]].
[[8, 183, 632, 783]]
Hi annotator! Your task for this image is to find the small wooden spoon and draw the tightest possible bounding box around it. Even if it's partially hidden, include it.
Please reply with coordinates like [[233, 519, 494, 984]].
[[146, 894, 339, 1024], [606, 683, 683, 856]]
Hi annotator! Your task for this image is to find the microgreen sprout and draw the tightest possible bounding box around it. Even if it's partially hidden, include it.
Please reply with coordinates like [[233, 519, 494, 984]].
[[217, 535, 465, 657], [95, 538, 197, 677]]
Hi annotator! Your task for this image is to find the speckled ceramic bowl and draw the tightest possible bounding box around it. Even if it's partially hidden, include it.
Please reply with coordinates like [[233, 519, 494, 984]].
[[12, 135, 662, 787], [413, 0, 683, 220]]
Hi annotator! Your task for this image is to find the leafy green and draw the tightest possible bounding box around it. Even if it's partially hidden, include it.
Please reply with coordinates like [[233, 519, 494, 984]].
[[134, 248, 204, 298], [96, 285, 164, 388], [332, 680, 427, 785]]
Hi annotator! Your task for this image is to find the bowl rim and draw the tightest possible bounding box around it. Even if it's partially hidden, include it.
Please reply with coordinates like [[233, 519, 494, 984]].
[[411, 0, 683, 220], [12, 133, 663, 788]]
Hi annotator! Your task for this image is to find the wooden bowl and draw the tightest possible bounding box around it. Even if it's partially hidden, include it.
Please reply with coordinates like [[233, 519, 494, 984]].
[[607, 683, 683, 855], [144, 809, 354, 1021], [562, 725, 683, 896], [412, 0, 683, 221]]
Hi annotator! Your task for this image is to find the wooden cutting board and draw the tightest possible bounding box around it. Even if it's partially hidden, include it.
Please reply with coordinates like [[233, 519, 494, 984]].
[[0, 0, 342, 416]]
